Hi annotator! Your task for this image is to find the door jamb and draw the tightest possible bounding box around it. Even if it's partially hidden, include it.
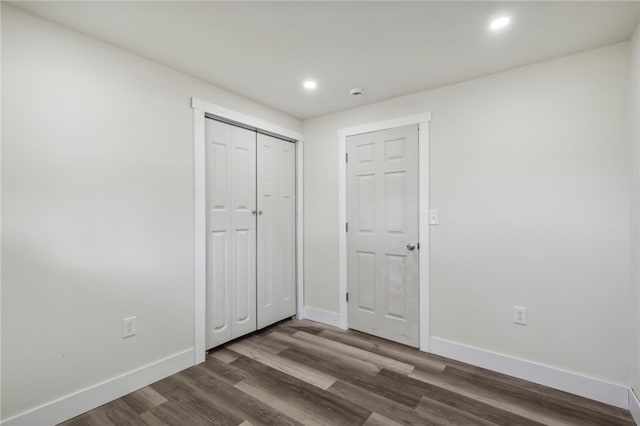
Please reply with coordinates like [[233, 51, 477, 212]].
[[337, 113, 431, 352], [191, 97, 304, 364]]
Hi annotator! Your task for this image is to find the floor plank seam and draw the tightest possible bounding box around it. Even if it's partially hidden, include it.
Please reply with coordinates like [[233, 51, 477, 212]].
[[57, 319, 636, 426]]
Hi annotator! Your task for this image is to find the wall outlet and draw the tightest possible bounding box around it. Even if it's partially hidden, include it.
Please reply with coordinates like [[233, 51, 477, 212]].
[[123, 316, 136, 338], [513, 306, 527, 325]]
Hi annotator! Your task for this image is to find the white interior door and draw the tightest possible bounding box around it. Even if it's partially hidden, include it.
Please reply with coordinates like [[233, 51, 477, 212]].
[[257, 133, 296, 328], [346, 124, 419, 347], [205, 118, 257, 349]]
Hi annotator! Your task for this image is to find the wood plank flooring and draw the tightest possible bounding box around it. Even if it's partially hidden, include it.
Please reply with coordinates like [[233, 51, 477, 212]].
[[60, 319, 635, 426]]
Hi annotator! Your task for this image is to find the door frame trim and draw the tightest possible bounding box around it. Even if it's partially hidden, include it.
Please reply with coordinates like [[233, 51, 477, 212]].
[[337, 113, 431, 352], [191, 97, 304, 364]]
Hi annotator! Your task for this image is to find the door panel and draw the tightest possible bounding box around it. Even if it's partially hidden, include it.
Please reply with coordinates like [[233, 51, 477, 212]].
[[257, 133, 296, 328], [357, 251, 375, 312], [357, 174, 375, 231], [235, 228, 250, 322], [347, 124, 419, 347], [209, 231, 227, 331], [205, 118, 257, 349], [385, 171, 407, 232]]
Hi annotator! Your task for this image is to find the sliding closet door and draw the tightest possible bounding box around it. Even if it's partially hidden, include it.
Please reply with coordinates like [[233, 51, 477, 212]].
[[205, 119, 257, 349], [257, 133, 296, 328]]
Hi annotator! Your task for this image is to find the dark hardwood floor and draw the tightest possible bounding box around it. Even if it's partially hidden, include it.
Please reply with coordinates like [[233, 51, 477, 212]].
[[60, 319, 635, 426]]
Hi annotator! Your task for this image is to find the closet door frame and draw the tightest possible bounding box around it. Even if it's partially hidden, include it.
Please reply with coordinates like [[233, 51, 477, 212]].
[[192, 97, 304, 364]]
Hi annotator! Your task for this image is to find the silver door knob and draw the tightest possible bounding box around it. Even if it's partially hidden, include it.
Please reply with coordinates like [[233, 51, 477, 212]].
[[406, 243, 416, 251], [258, 211, 263, 215], [252, 210, 257, 215]]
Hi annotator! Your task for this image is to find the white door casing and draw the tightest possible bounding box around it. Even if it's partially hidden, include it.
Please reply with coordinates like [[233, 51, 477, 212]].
[[205, 119, 257, 349], [346, 124, 420, 347], [257, 133, 297, 328]]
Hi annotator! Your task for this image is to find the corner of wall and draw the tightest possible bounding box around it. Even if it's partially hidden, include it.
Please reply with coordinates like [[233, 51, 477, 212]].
[[630, 19, 640, 397], [303, 306, 341, 328], [630, 387, 640, 425]]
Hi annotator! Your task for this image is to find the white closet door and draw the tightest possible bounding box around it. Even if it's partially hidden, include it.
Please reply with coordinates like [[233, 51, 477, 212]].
[[346, 124, 419, 347], [205, 119, 257, 349], [257, 133, 296, 328]]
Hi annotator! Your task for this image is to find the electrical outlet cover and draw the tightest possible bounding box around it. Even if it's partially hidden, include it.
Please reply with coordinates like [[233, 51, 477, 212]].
[[123, 316, 137, 338], [513, 306, 527, 325]]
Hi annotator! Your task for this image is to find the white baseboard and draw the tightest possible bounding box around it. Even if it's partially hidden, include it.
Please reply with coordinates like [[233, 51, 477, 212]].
[[430, 337, 628, 409], [630, 388, 640, 425], [303, 306, 341, 328], [1, 349, 194, 426]]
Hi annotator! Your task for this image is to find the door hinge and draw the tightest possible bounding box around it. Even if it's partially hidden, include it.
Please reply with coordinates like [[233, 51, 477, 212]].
[[346, 292, 349, 302], [346, 222, 349, 232], [417, 242, 420, 250], [345, 153, 349, 163]]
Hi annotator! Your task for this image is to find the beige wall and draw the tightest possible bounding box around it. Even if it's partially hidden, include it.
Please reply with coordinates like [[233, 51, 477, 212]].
[[630, 22, 640, 396], [303, 43, 632, 385], [1, 4, 300, 419]]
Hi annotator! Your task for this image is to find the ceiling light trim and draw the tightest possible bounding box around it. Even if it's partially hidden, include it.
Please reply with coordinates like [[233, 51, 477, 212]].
[[490, 16, 511, 31]]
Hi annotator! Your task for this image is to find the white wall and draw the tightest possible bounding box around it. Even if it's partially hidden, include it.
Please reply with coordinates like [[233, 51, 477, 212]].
[[630, 21, 640, 396], [1, 4, 300, 421], [303, 43, 632, 385]]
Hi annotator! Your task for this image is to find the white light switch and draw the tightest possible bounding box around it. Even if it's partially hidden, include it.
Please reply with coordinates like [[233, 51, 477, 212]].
[[429, 209, 439, 225]]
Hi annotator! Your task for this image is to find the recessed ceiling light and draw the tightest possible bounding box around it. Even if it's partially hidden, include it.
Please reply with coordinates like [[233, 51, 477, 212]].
[[303, 80, 317, 90], [489, 16, 511, 31]]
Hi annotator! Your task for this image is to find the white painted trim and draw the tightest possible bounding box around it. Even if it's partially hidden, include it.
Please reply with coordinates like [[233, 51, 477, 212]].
[[430, 337, 628, 409], [191, 98, 302, 141], [418, 121, 430, 352], [337, 133, 348, 330], [193, 109, 206, 365], [337, 113, 432, 348], [337, 113, 431, 139], [296, 140, 305, 319], [0, 349, 194, 426], [629, 388, 640, 425], [191, 97, 304, 359], [303, 306, 341, 328]]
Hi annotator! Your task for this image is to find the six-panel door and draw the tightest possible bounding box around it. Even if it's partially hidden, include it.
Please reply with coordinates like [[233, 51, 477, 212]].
[[346, 124, 420, 347], [205, 119, 257, 349]]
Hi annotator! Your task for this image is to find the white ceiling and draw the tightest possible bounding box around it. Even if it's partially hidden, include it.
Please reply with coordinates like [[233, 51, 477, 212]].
[[12, 1, 640, 120]]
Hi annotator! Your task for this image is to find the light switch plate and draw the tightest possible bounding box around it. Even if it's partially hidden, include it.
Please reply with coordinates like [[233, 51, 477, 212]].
[[429, 209, 439, 225]]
